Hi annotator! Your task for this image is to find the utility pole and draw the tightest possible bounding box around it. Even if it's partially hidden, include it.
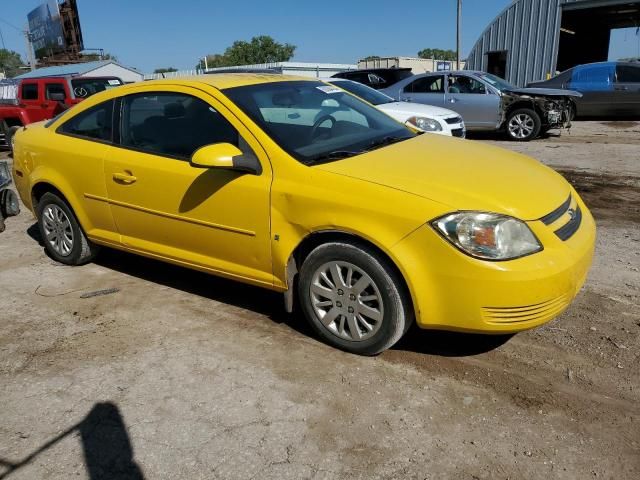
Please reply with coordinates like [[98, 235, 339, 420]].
[[204, 55, 208, 70], [23, 26, 36, 71], [456, 0, 462, 70]]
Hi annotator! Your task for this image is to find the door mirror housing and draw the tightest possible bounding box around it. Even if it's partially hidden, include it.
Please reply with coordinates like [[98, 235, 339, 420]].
[[190, 143, 261, 174]]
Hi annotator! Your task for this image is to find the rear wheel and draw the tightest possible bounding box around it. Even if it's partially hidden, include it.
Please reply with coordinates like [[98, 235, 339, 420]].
[[6, 126, 19, 155], [298, 241, 412, 355], [506, 108, 541, 141], [36, 192, 99, 265]]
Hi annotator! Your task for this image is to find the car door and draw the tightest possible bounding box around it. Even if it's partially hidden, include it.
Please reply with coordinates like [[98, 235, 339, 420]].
[[104, 86, 273, 286], [20, 81, 50, 122], [445, 74, 500, 129], [614, 64, 640, 116], [567, 64, 616, 116], [399, 75, 446, 108]]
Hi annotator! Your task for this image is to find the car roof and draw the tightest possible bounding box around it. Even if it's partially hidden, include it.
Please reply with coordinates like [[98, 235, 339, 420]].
[[136, 73, 316, 90]]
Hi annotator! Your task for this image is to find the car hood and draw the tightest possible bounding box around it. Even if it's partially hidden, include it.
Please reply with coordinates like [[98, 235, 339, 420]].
[[503, 87, 583, 98], [315, 134, 570, 221], [377, 102, 460, 118]]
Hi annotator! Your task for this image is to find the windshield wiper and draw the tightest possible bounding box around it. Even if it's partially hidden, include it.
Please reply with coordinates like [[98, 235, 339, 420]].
[[365, 135, 410, 152], [305, 150, 362, 165]]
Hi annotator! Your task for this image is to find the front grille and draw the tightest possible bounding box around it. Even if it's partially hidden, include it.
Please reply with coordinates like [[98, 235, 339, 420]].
[[539, 194, 582, 241], [451, 128, 465, 138], [482, 293, 571, 325], [445, 116, 463, 125]]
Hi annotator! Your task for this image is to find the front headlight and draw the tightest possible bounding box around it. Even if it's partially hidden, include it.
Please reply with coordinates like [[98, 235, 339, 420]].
[[432, 212, 542, 260], [407, 116, 442, 132]]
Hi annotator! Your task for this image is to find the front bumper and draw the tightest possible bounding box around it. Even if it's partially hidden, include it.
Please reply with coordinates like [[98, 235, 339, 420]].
[[391, 190, 596, 333]]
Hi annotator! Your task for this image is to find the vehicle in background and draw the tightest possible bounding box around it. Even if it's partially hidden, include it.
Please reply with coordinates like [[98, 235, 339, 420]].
[[381, 71, 581, 141], [0, 160, 20, 232], [528, 62, 640, 118], [0, 75, 124, 151], [328, 78, 465, 137], [331, 68, 413, 90]]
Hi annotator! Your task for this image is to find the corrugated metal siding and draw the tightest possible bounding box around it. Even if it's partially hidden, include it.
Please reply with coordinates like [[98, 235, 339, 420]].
[[465, 0, 605, 86]]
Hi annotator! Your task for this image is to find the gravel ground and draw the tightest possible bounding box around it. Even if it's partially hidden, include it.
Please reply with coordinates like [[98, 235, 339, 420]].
[[0, 121, 638, 479]]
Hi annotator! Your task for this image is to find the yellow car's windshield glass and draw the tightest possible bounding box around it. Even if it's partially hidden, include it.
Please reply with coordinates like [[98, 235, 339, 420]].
[[224, 81, 415, 165]]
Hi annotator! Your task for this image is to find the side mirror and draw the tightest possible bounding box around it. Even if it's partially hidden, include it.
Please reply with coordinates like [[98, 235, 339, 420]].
[[190, 143, 261, 175]]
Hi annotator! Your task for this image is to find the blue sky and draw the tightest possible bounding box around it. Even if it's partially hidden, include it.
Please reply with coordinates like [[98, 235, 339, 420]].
[[0, 0, 638, 73]]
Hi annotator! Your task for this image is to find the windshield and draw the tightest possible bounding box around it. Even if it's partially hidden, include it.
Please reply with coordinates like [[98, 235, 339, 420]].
[[328, 80, 394, 106], [224, 81, 415, 165], [473, 73, 515, 91], [71, 78, 123, 99]]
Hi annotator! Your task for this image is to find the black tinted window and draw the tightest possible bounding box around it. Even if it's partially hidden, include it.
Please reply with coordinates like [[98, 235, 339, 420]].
[[405, 76, 444, 93], [22, 83, 38, 100], [45, 83, 66, 100], [617, 65, 640, 83], [59, 100, 114, 142], [120, 92, 238, 159]]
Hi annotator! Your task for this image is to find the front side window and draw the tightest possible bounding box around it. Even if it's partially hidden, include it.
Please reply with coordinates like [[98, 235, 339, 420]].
[[120, 92, 239, 159], [448, 75, 486, 94], [224, 81, 415, 165], [45, 83, 66, 100], [404, 76, 444, 93], [58, 100, 114, 142], [22, 83, 39, 100]]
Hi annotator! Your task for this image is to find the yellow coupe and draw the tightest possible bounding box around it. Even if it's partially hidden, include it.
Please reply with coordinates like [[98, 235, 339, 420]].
[[12, 74, 596, 355]]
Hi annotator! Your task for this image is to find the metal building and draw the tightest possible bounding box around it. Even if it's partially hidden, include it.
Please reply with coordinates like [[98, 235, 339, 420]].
[[466, 0, 640, 86]]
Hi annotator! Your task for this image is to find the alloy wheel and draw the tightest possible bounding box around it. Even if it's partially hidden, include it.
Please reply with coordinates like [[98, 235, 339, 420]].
[[508, 113, 535, 139], [309, 261, 384, 342], [42, 204, 74, 256]]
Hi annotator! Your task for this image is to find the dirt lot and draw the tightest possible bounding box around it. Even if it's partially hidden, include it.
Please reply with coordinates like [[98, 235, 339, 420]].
[[1, 121, 638, 479]]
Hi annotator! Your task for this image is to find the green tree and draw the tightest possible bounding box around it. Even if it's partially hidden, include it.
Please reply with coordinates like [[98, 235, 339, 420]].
[[153, 67, 178, 74], [0, 49, 26, 78], [196, 35, 296, 70], [361, 55, 381, 62], [418, 48, 457, 61]]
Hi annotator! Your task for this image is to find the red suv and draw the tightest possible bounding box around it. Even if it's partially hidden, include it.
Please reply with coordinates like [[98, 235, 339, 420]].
[[0, 75, 123, 150]]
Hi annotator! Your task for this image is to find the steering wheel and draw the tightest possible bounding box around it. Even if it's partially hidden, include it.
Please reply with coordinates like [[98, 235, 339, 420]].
[[309, 115, 336, 143]]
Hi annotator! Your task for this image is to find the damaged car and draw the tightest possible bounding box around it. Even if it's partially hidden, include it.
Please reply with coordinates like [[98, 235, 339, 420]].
[[381, 71, 581, 141]]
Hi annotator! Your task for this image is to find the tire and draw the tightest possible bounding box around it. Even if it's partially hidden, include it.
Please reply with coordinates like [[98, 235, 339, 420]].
[[298, 241, 412, 355], [36, 192, 99, 265], [505, 108, 541, 141], [6, 126, 19, 155]]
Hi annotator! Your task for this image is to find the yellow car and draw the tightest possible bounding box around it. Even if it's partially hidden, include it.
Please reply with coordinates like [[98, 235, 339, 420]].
[[12, 74, 596, 355]]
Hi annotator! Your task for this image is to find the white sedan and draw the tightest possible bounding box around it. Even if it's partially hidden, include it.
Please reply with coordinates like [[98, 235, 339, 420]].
[[328, 78, 466, 138]]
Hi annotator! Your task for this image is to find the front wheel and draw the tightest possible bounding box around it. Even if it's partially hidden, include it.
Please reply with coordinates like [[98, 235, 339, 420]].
[[506, 108, 541, 141], [298, 242, 412, 355]]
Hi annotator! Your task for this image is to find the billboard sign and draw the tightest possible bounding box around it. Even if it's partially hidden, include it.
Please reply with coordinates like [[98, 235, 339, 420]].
[[436, 61, 452, 72], [28, 1, 65, 59]]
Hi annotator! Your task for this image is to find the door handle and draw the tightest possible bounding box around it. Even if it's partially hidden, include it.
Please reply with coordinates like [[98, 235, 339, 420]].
[[614, 86, 628, 91], [113, 172, 137, 184]]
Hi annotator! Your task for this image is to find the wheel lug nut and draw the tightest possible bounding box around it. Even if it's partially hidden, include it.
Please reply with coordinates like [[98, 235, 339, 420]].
[[337, 289, 344, 296], [349, 294, 356, 301], [347, 306, 354, 313], [336, 301, 342, 308]]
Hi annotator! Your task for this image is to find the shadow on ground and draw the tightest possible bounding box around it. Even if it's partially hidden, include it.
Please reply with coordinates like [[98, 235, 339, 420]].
[[0, 402, 143, 480], [26, 222, 512, 358]]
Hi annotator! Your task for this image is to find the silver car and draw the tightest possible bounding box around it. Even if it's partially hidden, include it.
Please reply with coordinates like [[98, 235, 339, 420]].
[[381, 70, 581, 141]]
